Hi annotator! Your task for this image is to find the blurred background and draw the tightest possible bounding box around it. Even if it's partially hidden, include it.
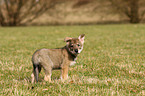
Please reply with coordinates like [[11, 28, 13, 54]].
[[0, 0, 145, 26]]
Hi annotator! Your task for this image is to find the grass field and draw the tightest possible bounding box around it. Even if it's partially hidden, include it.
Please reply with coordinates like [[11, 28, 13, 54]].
[[0, 24, 145, 95]]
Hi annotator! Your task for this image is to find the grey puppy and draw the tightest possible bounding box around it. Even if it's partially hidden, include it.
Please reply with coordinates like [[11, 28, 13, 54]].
[[31, 34, 85, 83]]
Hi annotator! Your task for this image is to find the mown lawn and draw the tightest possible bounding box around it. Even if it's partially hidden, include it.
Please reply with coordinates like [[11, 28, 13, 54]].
[[0, 24, 145, 95]]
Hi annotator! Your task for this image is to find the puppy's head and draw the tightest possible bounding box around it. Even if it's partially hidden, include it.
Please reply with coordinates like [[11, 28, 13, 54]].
[[64, 34, 85, 56]]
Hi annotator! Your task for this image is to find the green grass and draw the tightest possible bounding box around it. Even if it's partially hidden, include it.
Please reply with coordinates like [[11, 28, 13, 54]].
[[0, 24, 145, 95]]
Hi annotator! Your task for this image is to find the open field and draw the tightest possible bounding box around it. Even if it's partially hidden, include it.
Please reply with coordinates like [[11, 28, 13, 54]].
[[0, 24, 145, 95]]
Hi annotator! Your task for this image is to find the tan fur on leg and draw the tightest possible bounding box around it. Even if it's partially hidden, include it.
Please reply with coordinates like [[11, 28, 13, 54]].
[[44, 74, 51, 82], [31, 73, 35, 83], [61, 67, 68, 81]]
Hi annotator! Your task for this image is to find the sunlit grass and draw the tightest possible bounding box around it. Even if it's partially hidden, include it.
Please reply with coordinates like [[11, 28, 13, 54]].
[[0, 24, 145, 95]]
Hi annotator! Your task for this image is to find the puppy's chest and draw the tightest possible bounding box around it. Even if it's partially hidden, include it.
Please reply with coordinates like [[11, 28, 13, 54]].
[[70, 58, 77, 66]]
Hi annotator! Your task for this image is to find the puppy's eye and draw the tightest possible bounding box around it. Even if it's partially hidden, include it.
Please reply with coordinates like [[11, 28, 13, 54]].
[[78, 44, 80, 46], [70, 45, 73, 47]]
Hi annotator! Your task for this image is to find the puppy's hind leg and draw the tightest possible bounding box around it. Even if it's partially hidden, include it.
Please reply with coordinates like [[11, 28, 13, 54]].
[[42, 63, 52, 82], [31, 71, 35, 83], [44, 67, 52, 82]]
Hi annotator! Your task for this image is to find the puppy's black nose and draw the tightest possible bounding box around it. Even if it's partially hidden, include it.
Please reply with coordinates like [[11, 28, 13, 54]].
[[75, 49, 78, 53]]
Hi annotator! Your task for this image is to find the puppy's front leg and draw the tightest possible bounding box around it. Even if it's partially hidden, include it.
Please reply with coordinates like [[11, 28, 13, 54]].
[[61, 66, 69, 81]]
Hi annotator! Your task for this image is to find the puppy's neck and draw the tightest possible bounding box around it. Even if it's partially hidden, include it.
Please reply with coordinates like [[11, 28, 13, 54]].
[[64, 46, 78, 59]]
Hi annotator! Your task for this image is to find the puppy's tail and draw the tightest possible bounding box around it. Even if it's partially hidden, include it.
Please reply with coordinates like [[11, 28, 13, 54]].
[[33, 64, 39, 82]]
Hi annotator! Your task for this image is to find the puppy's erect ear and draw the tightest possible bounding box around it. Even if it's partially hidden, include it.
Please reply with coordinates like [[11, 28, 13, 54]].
[[78, 34, 85, 44], [64, 37, 72, 44]]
